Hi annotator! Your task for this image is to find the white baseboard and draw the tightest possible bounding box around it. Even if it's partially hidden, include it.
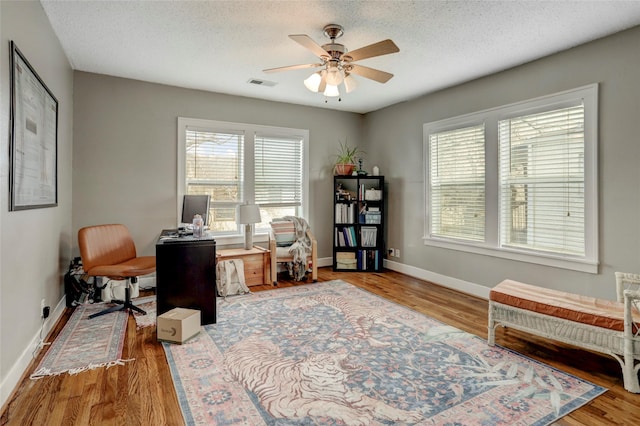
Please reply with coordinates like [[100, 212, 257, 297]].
[[383, 259, 491, 300], [317, 256, 333, 268], [319, 257, 489, 299], [0, 295, 66, 410]]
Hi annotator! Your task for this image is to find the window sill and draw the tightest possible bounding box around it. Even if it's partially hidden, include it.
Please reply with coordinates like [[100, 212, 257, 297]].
[[210, 233, 270, 248], [423, 237, 598, 274]]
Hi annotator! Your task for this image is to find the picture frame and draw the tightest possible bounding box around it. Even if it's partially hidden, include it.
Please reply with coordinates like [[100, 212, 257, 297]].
[[9, 40, 58, 211]]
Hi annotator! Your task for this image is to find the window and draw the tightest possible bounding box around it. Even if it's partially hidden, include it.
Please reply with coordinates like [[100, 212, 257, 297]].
[[499, 105, 585, 256], [429, 124, 485, 242], [178, 118, 308, 240], [424, 85, 598, 273], [254, 134, 304, 233]]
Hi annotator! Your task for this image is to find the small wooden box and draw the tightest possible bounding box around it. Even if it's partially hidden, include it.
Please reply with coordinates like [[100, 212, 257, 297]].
[[216, 246, 271, 286]]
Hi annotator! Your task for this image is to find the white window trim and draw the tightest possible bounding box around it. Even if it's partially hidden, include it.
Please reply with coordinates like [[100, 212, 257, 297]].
[[423, 84, 598, 273], [178, 117, 309, 244]]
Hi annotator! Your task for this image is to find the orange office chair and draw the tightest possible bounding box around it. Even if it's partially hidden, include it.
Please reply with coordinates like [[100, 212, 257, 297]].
[[78, 224, 156, 319]]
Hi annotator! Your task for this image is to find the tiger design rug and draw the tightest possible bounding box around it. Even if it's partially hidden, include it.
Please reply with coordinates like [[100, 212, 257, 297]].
[[283, 293, 399, 347], [223, 336, 423, 425]]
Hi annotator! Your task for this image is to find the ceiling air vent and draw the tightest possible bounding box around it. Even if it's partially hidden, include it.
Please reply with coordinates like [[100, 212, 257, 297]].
[[248, 78, 277, 87]]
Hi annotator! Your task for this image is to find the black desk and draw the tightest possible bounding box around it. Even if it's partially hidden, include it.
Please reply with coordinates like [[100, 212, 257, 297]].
[[156, 230, 217, 324]]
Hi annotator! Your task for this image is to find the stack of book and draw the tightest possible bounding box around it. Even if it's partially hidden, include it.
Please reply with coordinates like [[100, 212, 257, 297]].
[[336, 252, 357, 269], [364, 207, 381, 224]]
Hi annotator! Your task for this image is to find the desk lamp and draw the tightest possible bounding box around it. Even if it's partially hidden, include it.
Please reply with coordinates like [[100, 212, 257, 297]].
[[236, 204, 261, 249]]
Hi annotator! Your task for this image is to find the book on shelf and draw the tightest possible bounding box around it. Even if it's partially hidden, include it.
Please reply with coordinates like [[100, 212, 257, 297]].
[[335, 203, 356, 224], [356, 249, 380, 270], [345, 226, 357, 246], [335, 226, 358, 247]]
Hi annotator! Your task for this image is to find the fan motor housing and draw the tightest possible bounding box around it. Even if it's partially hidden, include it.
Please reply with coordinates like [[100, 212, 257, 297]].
[[323, 24, 344, 40], [322, 43, 346, 60]]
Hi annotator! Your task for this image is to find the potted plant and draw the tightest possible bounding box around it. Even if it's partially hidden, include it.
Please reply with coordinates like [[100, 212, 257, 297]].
[[334, 140, 364, 175]]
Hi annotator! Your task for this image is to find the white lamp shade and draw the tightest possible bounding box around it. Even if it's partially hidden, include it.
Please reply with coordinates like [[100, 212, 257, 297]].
[[324, 84, 340, 97], [325, 67, 344, 86], [304, 72, 322, 92], [236, 204, 261, 224], [344, 74, 358, 93]]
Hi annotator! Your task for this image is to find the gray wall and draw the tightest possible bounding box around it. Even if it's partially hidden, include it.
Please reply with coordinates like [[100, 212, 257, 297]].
[[2, 2, 639, 408], [72, 72, 363, 257], [364, 25, 640, 300], [0, 1, 73, 402]]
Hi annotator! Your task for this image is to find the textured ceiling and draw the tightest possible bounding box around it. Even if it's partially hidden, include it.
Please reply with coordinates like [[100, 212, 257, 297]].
[[41, 0, 640, 114]]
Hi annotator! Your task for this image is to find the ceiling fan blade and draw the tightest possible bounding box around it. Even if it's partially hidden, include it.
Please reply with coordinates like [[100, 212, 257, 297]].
[[263, 63, 323, 73], [317, 73, 327, 93], [343, 39, 399, 62], [349, 64, 394, 83], [289, 34, 331, 59]]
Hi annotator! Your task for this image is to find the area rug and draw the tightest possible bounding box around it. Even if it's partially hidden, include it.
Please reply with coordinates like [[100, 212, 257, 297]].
[[163, 280, 606, 425], [132, 296, 157, 329], [30, 302, 131, 379]]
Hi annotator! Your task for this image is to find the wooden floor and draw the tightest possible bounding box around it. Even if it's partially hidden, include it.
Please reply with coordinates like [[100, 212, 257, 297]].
[[2, 268, 639, 425]]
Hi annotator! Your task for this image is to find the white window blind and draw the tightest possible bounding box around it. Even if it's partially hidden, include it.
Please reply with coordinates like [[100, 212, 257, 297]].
[[185, 128, 244, 232], [179, 117, 309, 239], [499, 104, 585, 256], [429, 124, 485, 241], [254, 134, 303, 207]]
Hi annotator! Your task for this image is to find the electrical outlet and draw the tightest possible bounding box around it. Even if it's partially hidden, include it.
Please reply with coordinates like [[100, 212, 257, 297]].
[[396, 249, 401, 258], [40, 299, 46, 318], [388, 248, 394, 257]]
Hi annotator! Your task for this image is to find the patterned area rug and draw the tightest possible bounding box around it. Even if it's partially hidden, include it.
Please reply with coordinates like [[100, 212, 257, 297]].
[[163, 280, 605, 425], [31, 302, 131, 379], [132, 296, 157, 329]]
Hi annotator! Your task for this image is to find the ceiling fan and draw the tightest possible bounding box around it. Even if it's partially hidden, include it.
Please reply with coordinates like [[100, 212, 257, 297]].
[[263, 24, 399, 98]]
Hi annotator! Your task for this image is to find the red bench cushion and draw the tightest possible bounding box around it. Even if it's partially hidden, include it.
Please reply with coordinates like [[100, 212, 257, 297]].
[[490, 279, 640, 331]]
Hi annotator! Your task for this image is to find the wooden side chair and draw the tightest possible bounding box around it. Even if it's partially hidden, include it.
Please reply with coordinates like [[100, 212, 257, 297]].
[[268, 217, 317, 286], [78, 224, 156, 319]]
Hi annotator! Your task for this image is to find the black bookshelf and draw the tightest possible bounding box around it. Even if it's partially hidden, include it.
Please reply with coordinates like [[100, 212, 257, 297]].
[[333, 175, 385, 272]]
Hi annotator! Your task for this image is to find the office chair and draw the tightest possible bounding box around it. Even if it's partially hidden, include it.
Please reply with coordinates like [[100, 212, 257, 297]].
[[78, 224, 156, 319]]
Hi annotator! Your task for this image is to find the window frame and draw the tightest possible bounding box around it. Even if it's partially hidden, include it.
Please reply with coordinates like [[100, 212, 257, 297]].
[[178, 117, 309, 244], [423, 84, 598, 273]]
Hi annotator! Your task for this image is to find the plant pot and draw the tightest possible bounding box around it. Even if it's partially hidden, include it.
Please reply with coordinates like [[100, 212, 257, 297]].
[[335, 163, 355, 176]]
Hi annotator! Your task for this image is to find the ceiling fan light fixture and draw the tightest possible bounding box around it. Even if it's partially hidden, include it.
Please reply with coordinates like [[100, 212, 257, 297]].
[[269, 24, 399, 102], [303, 71, 323, 92], [343, 74, 358, 93], [324, 84, 340, 97]]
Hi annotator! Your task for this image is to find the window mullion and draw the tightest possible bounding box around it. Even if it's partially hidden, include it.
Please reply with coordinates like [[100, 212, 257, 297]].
[[243, 130, 256, 204], [485, 118, 499, 247]]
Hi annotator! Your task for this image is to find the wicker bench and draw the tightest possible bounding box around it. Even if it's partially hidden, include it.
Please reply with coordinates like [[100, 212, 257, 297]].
[[488, 272, 640, 393]]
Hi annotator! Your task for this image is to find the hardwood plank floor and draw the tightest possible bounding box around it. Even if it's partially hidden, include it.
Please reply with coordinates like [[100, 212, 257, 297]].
[[2, 268, 639, 425]]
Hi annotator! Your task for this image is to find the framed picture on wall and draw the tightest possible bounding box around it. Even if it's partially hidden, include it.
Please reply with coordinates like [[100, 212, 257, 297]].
[[9, 40, 58, 211]]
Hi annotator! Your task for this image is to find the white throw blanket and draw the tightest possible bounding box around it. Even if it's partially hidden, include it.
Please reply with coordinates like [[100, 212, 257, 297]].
[[283, 216, 311, 281]]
